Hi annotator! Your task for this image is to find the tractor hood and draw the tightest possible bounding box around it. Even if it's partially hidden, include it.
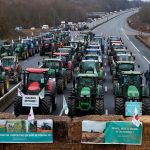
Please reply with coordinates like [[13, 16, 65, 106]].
[[127, 85, 139, 98], [80, 87, 91, 97], [28, 82, 41, 91]]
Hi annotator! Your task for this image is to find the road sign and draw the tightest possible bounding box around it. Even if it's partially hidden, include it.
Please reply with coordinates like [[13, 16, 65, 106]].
[[22, 95, 39, 107]]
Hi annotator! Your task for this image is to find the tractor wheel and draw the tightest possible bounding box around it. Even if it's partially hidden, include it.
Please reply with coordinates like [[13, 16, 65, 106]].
[[57, 79, 64, 94], [40, 96, 52, 114], [115, 97, 124, 115], [14, 96, 23, 117], [66, 70, 72, 83], [95, 98, 104, 115], [4, 75, 9, 93], [142, 98, 150, 115], [14, 73, 19, 84], [68, 97, 76, 117], [52, 95, 57, 111], [0, 83, 5, 97]]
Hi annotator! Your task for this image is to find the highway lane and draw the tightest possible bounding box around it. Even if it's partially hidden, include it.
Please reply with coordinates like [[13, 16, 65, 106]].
[[4, 10, 150, 116]]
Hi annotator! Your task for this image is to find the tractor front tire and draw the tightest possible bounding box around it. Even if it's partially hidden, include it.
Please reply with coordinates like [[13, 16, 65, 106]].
[[14, 96, 23, 117], [142, 98, 150, 115], [115, 97, 124, 115], [57, 79, 64, 94], [68, 97, 76, 117], [95, 98, 104, 115]]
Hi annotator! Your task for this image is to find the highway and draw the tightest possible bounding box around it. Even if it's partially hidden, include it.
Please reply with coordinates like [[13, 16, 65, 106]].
[[4, 10, 150, 116]]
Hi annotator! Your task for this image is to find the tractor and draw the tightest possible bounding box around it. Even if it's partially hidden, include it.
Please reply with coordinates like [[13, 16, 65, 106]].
[[0, 65, 9, 97], [53, 52, 73, 82], [79, 60, 104, 83], [1, 56, 22, 83], [68, 73, 104, 117], [41, 58, 68, 93], [114, 71, 150, 115], [14, 68, 57, 116], [0, 45, 13, 57], [14, 43, 29, 60]]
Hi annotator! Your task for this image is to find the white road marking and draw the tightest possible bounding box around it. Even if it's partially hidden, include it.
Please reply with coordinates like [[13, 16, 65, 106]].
[[12, 111, 14, 114], [105, 63, 107, 66], [24, 60, 27, 63], [121, 27, 150, 64], [59, 108, 64, 116], [105, 72, 107, 77], [105, 86, 108, 92], [105, 109, 108, 115]]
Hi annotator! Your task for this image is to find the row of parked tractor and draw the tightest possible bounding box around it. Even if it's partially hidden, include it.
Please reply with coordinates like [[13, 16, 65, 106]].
[[0, 30, 71, 97], [13, 30, 107, 117], [107, 36, 150, 115]]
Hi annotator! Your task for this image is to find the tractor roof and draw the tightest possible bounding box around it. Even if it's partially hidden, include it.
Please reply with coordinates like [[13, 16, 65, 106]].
[[114, 49, 128, 52], [116, 61, 135, 64], [85, 54, 99, 57], [121, 70, 142, 75], [44, 58, 61, 62], [82, 60, 98, 63], [53, 52, 69, 56], [77, 73, 98, 78], [26, 68, 49, 73], [117, 53, 131, 56], [2, 56, 15, 59]]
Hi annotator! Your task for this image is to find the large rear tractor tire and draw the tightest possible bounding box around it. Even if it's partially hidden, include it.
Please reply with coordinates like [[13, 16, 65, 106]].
[[68, 97, 76, 117], [0, 83, 5, 97], [95, 98, 104, 115], [115, 97, 124, 115], [52, 95, 57, 111], [4, 75, 9, 93], [142, 98, 150, 115], [57, 79, 64, 94], [40, 96, 52, 114], [14, 96, 24, 116]]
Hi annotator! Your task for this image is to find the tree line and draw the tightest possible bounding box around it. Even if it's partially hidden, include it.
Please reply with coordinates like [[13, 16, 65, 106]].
[[0, 0, 139, 38]]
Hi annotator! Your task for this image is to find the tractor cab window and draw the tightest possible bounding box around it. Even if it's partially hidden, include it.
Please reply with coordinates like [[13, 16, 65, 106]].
[[2, 58, 14, 67], [118, 64, 134, 71], [123, 75, 141, 85], [83, 62, 96, 72], [86, 56, 98, 60], [112, 44, 123, 49], [28, 73, 45, 84], [45, 61, 60, 69], [79, 77, 95, 87]]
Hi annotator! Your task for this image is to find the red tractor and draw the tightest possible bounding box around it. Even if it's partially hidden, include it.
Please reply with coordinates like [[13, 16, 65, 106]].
[[14, 68, 57, 116]]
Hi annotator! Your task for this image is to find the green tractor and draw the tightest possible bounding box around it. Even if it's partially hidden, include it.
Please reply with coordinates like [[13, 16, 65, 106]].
[[114, 71, 150, 115], [68, 73, 104, 117], [0, 45, 13, 57], [111, 61, 135, 82], [14, 68, 57, 116], [1, 56, 22, 83], [79, 60, 104, 83], [41, 58, 68, 94], [0, 65, 9, 97], [14, 43, 29, 60]]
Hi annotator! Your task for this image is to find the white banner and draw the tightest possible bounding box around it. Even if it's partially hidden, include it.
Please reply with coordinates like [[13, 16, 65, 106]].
[[22, 95, 39, 107]]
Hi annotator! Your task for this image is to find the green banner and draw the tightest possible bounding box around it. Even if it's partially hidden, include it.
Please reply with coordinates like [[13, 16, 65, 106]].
[[105, 122, 142, 145], [81, 121, 142, 145], [125, 102, 142, 116], [0, 119, 53, 143]]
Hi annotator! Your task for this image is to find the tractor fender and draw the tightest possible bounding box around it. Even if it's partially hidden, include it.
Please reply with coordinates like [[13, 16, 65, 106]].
[[142, 84, 149, 98], [98, 70, 103, 80], [48, 78, 56, 95], [67, 61, 73, 70], [97, 84, 103, 97]]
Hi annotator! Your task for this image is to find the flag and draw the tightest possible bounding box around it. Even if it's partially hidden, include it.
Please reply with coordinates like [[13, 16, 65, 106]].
[[18, 88, 24, 97], [39, 88, 45, 99], [132, 107, 141, 127], [28, 106, 34, 124], [63, 95, 69, 115]]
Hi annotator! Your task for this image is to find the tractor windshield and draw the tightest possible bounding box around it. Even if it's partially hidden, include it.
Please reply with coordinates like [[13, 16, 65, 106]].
[[123, 74, 141, 85], [2, 58, 14, 67], [28, 73, 44, 83], [83, 62, 96, 72], [117, 56, 131, 61], [79, 77, 95, 87], [85, 56, 98, 60], [118, 64, 134, 71], [44, 61, 60, 69], [112, 44, 124, 49]]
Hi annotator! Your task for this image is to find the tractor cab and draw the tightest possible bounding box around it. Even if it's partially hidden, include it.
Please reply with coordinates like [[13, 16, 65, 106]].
[[23, 68, 49, 94], [1, 45, 13, 57], [42, 58, 62, 78], [118, 71, 143, 101], [83, 54, 102, 64]]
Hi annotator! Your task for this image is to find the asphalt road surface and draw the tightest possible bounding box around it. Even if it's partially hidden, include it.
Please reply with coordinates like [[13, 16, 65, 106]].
[[4, 10, 150, 116]]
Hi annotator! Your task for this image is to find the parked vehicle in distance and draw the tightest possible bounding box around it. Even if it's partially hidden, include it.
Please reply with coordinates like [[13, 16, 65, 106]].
[[42, 25, 49, 30]]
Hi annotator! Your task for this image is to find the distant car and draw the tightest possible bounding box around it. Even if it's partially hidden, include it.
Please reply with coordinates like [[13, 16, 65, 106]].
[[30, 27, 35, 30], [42, 25, 49, 30], [15, 26, 23, 31]]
